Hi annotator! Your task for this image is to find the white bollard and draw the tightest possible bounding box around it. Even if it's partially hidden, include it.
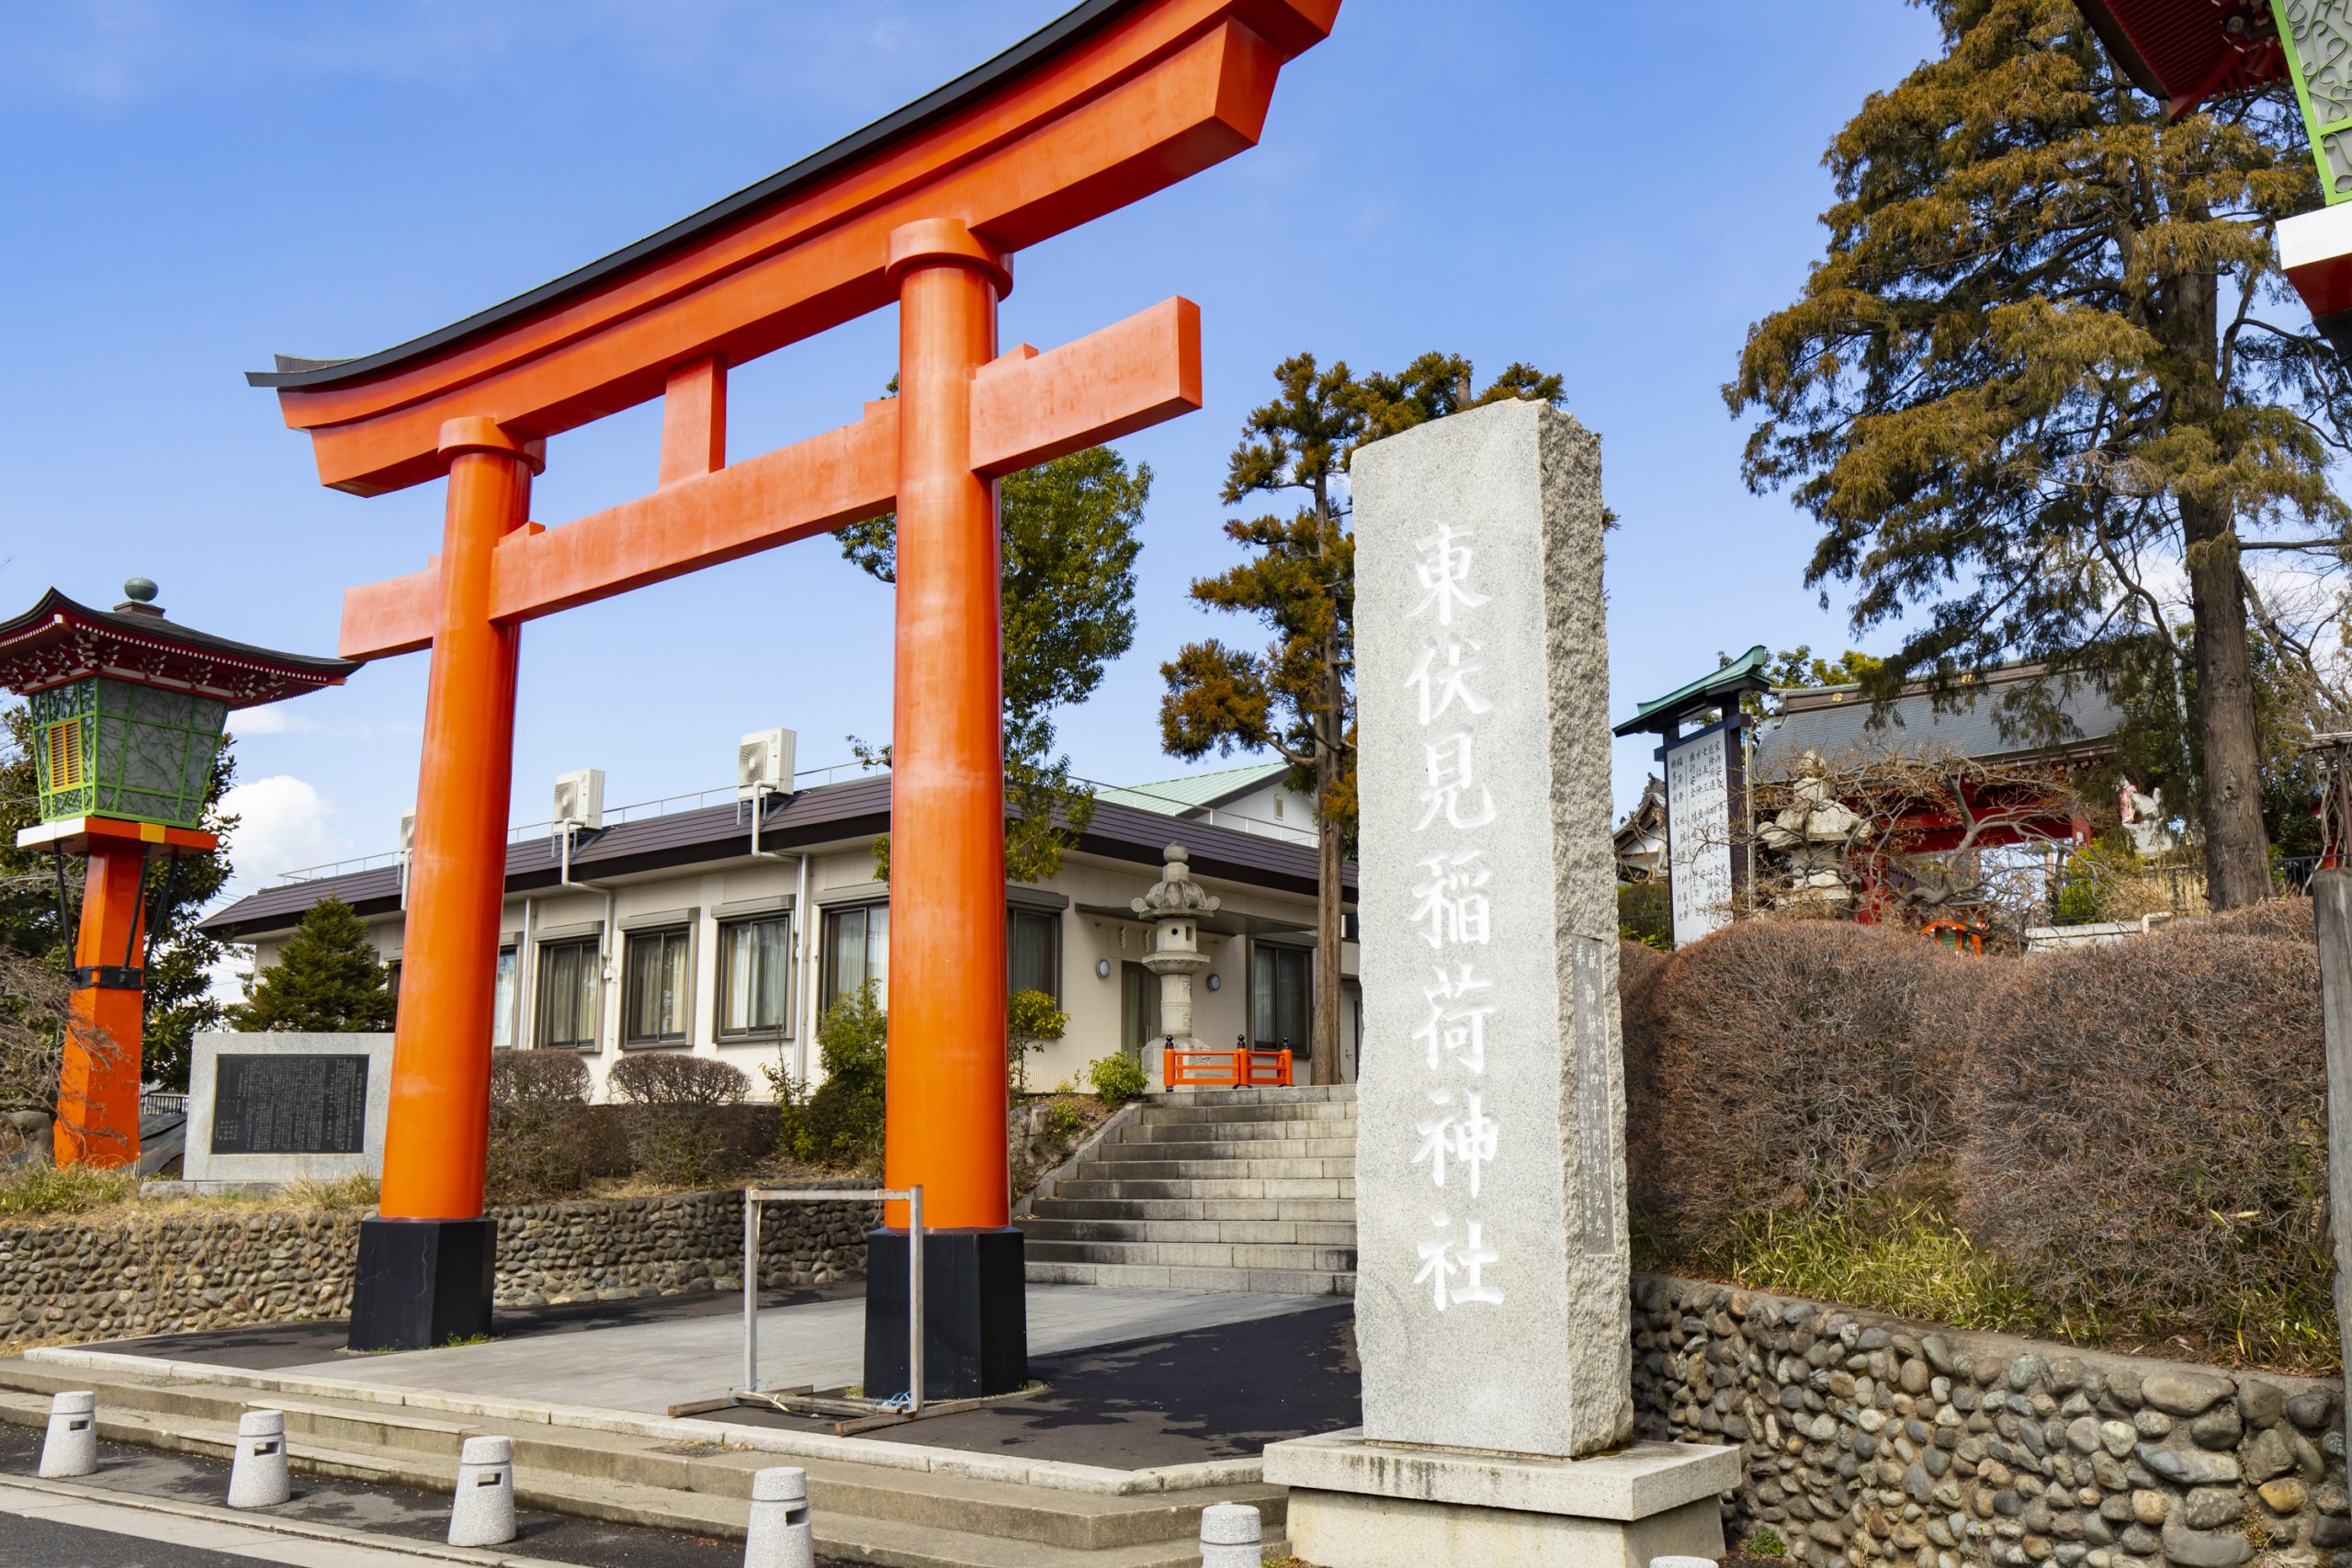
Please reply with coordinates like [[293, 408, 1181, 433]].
[[226, 1410, 289, 1509], [448, 1435, 517, 1548], [743, 1465, 815, 1568], [38, 1392, 97, 1479], [1199, 1501, 1261, 1568]]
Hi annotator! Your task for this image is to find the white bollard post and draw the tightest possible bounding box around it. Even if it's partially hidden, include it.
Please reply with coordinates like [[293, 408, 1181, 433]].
[[743, 1465, 815, 1568], [448, 1435, 517, 1547], [226, 1410, 290, 1508], [38, 1392, 97, 1479], [1199, 1502, 1261, 1567]]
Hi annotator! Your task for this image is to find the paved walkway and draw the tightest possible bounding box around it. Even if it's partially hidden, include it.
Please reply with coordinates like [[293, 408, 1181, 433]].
[[266, 1285, 1332, 1415]]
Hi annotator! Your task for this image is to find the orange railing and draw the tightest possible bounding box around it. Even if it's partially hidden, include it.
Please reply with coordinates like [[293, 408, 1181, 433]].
[[1162, 1046, 1294, 1089]]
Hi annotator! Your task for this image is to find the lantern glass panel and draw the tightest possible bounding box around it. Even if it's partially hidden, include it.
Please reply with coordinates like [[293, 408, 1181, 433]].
[[28, 677, 226, 829]]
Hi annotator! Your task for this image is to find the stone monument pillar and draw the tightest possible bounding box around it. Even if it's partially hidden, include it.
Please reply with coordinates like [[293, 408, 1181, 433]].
[[1263, 400, 1736, 1566], [1132, 842, 1219, 1091]]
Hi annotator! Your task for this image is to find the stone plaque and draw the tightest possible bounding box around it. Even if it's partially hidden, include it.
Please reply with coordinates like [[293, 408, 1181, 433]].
[[209, 1053, 371, 1156], [183, 1032, 394, 1188], [1351, 398, 1634, 1460]]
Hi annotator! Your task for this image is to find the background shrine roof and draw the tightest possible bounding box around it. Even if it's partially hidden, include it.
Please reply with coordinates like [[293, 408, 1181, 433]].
[[199, 772, 1355, 942], [245, 0, 1144, 392], [1750, 661, 2125, 777], [0, 588, 357, 706], [2073, 0, 2287, 114], [1097, 761, 1291, 815], [1611, 645, 1771, 737]]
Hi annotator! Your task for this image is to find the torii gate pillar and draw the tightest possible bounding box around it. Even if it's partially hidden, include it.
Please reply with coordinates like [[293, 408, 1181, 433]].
[[865, 222, 1025, 1393]]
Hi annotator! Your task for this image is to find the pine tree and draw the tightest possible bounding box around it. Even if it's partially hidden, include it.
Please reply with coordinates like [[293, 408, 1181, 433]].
[[1726, 0, 2350, 908], [1161, 351, 1563, 1084], [230, 896, 394, 1033], [839, 446, 1150, 881]]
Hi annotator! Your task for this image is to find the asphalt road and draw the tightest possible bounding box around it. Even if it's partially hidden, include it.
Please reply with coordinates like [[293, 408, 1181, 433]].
[[0, 1514, 306, 1567]]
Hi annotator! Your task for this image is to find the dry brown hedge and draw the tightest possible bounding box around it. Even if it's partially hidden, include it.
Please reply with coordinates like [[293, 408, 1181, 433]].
[[1622, 904, 2334, 1363], [1958, 928, 2329, 1352], [1633, 920, 1964, 1252]]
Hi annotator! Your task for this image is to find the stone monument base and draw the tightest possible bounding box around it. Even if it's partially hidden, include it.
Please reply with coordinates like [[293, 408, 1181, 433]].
[[1262, 1431, 1737, 1568]]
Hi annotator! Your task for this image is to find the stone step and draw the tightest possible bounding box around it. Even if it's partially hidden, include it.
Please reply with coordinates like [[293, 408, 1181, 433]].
[[1119, 1118, 1354, 1145], [1053, 1176, 1354, 1201], [1018, 1216, 1357, 1247], [1093, 1137, 1359, 1163], [1135, 1100, 1359, 1128], [1076, 1156, 1354, 1181], [1023, 1239, 1357, 1273], [1151, 1085, 1354, 1106], [0, 1361, 1287, 1564], [1023, 1260, 1353, 1297], [1030, 1196, 1359, 1224]]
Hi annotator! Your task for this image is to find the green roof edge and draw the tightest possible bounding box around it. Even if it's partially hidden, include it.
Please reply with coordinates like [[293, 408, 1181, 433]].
[[1611, 645, 1771, 737]]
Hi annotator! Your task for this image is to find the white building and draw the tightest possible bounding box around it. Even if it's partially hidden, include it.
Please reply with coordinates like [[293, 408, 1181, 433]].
[[202, 761, 1359, 1099]]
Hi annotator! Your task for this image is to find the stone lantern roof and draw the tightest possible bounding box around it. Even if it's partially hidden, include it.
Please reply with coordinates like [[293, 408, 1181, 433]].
[[0, 582, 357, 705], [1131, 841, 1220, 918]]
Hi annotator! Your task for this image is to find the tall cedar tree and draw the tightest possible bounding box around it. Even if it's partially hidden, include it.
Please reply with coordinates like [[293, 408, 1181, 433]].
[[840, 446, 1149, 881], [230, 896, 395, 1032], [1726, 0, 2350, 908], [1161, 352, 1564, 1084], [0, 703, 234, 1089]]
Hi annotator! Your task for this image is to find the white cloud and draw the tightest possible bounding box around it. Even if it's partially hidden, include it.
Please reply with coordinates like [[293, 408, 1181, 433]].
[[218, 774, 351, 888], [226, 707, 312, 737]]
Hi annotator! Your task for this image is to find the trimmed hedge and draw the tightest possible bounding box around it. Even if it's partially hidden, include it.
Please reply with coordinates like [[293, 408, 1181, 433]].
[[1623, 903, 2333, 1367]]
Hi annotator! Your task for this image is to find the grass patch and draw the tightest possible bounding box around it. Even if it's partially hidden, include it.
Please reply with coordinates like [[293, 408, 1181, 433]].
[[1679, 1197, 2037, 1336], [0, 1163, 137, 1218], [281, 1174, 379, 1211], [1742, 1525, 1789, 1558]]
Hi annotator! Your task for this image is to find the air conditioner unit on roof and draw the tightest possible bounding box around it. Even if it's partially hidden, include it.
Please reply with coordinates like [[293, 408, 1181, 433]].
[[739, 728, 796, 801], [553, 769, 604, 831], [398, 809, 415, 855]]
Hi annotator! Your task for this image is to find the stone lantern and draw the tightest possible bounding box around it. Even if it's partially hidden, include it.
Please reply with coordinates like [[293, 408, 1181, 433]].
[[1131, 842, 1219, 1089]]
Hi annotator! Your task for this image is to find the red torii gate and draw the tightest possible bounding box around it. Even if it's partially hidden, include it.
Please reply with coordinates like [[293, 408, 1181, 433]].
[[252, 0, 1339, 1385]]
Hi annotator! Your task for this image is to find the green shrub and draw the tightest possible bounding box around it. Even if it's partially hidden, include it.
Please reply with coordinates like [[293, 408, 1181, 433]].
[[771, 985, 888, 1171], [1008, 988, 1067, 1097], [1047, 1100, 1085, 1136], [1087, 1052, 1148, 1108], [1742, 1526, 1788, 1559]]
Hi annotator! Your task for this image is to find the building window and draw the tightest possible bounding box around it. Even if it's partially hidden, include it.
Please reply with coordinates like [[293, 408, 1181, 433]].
[[490, 947, 518, 1050], [1008, 907, 1060, 1001], [1251, 942, 1311, 1051], [1121, 960, 1162, 1055], [622, 926, 692, 1046], [537, 937, 600, 1050], [718, 914, 792, 1038], [821, 903, 888, 1013]]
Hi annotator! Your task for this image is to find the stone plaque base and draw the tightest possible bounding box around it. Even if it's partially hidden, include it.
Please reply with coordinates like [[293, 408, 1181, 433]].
[[1263, 1431, 1737, 1568]]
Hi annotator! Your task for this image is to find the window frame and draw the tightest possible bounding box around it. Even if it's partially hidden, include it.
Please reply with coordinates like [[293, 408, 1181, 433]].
[[1250, 940, 1313, 1051], [490, 945, 519, 1050], [820, 901, 889, 1014], [536, 935, 602, 1051], [619, 923, 694, 1049], [1006, 905, 1062, 1004], [715, 911, 794, 1042]]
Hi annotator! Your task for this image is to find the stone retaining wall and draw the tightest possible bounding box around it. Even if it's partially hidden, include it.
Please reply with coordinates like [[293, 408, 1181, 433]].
[[1635, 1274, 2349, 1568], [0, 1190, 875, 1346]]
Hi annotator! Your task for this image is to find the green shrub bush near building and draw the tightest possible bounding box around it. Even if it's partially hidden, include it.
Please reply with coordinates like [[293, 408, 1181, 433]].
[[1625, 906, 2335, 1369], [1086, 1052, 1148, 1108]]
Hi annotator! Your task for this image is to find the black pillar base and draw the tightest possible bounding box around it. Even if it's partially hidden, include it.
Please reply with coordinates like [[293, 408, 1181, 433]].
[[862, 1227, 1026, 1400], [349, 1217, 494, 1352]]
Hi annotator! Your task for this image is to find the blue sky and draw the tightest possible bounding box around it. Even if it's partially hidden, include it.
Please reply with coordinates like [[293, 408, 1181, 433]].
[[0, 1, 1943, 900]]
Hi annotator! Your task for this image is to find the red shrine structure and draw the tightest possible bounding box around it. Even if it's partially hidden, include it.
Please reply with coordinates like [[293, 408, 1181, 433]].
[[248, 0, 1340, 1382], [2075, 1, 2352, 356], [0, 582, 353, 1168]]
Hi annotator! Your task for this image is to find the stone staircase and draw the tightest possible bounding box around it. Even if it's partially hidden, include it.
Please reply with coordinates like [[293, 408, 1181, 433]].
[[1020, 1086, 1357, 1296]]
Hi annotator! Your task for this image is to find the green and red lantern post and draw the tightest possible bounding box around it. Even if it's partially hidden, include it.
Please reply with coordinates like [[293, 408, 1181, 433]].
[[0, 580, 354, 1168]]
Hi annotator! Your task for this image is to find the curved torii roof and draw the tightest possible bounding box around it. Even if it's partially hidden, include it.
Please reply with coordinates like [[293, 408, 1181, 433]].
[[250, 0, 1340, 496]]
